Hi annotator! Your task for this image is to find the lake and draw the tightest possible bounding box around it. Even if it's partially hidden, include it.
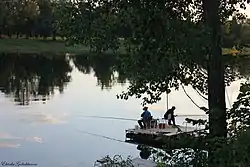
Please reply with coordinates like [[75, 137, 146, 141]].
[[0, 53, 246, 167]]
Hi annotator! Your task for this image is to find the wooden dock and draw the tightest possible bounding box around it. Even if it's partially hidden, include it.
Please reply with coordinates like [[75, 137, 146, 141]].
[[125, 123, 206, 149]]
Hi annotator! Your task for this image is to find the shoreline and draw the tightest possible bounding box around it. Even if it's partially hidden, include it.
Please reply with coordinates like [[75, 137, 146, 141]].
[[0, 38, 249, 56]]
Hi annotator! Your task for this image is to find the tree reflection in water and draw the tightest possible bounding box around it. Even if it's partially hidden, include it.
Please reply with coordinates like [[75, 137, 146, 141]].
[[0, 52, 127, 105], [71, 53, 127, 90], [0, 53, 72, 105], [0, 52, 249, 106]]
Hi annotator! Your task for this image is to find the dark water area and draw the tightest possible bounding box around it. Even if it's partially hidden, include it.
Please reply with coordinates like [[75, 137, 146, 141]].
[[0, 53, 248, 166]]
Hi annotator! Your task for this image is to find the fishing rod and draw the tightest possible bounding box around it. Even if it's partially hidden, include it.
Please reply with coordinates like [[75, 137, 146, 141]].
[[77, 116, 137, 121], [75, 128, 133, 145], [175, 114, 207, 117], [77, 115, 207, 122]]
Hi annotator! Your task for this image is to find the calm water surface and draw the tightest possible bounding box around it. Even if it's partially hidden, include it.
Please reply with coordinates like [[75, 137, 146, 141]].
[[0, 53, 244, 167]]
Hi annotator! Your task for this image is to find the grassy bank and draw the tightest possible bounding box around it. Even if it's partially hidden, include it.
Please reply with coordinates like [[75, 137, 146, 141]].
[[0, 38, 249, 56], [0, 38, 90, 54]]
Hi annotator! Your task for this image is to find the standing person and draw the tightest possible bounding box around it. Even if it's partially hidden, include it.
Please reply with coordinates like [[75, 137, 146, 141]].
[[138, 106, 152, 129], [164, 106, 176, 126]]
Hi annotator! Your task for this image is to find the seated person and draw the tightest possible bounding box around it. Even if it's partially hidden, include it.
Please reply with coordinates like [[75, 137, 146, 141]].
[[138, 106, 152, 129], [163, 106, 176, 126]]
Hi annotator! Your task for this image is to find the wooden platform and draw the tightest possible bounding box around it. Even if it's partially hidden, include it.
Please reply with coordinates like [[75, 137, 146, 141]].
[[125, 123, 206, 149], [126, 125, 201, 136]]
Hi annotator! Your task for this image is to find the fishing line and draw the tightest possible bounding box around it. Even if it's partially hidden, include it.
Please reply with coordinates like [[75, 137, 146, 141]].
[[76, 128, 130, 144], [77, 115, 137, 121], [175, 114, 206, 117]]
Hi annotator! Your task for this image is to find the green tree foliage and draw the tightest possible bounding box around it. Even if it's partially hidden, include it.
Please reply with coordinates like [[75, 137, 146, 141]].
[[228, 81, 250, 134], [0, 0, 250, 42], [57, 0, 250, 139], [0, 0, 62, 39], [58, 0, 250, 166], [55, 0, 249, 105], [94, 155, 134, 167]]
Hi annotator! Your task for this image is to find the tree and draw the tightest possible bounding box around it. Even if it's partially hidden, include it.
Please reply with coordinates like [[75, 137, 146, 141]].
[[21, 0, 39, 38], [60, 2, 250, 166], [37, 0, 53, 39], [202, 0, 226, 139], [59, 0, 250, 139], [0, 0, 16, 38]]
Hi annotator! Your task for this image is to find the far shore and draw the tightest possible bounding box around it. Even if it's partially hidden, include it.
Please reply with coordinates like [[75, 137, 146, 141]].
[[0, 38, 249, 56], [0, 38, 90, 55]]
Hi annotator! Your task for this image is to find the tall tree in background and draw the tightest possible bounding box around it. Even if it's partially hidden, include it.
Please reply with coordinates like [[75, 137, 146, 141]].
[[0, 1, 7, 37], [37, 0, 53, 39], [21, 0, 39, 38]]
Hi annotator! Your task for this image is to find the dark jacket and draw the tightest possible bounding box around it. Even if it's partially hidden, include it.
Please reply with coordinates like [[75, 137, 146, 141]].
[[164, 108, 174, 119]]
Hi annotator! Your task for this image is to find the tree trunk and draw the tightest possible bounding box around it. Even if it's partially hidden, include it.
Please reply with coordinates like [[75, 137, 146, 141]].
[[203, 0, 227, 166], [203, 0, 227, 139]]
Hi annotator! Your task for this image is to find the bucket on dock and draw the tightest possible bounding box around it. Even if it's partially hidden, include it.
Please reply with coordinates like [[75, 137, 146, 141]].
[[159, 123, 162, 129], [159, 123, 169, 129], [163, 124, 166, 129], [159, 123, 166, 129]]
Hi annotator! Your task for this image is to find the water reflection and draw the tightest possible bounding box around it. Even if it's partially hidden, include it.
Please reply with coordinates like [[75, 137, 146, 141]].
[[71, 54, 126, 90], [0, 52, 128, 106], [137, 145, 152, 159], [0, 52, 250, 166], [0, 52, 249, 106], [19, 112, 68, 125], [0, 53, 72, 105], [0, 132, 43, 148]]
